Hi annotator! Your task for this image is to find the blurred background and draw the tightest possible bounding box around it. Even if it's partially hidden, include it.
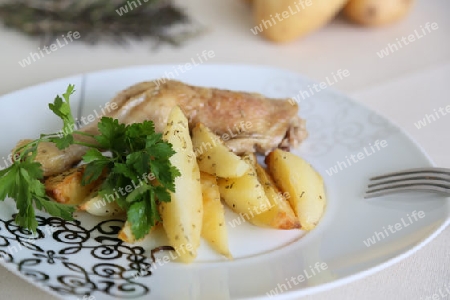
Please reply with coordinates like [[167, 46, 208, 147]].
[[0, 0, 449, 299], [0, 0, 448, 95]]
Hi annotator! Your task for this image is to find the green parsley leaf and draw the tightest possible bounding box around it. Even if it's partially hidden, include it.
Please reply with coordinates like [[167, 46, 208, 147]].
[[125, 184, 151, 203], [126, 151, 151, 176], [81, 116, 180, 238], [127, 200, 152, 240], [48, 84, 76, 138], [0, 85, 82, 232], [153, 185, 171, 203], [112, 163, 139, 182], [95, 117, 127, 151], [49, 134, 74, 150], [82, 161, 110, 186], [34, 196, 75, 221], [0, 164, 19, 201], [82, 148, 106, 163], [0, 84, 180, 239]]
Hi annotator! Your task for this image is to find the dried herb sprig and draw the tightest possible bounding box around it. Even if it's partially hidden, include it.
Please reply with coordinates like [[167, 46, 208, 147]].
[[0, 0, 203, 47]]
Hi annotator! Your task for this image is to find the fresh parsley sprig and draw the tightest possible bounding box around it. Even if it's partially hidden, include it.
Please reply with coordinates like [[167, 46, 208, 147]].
[[81, 118, 180, 239], [0, 85, 179, 238], [0, 85, 79, 232]]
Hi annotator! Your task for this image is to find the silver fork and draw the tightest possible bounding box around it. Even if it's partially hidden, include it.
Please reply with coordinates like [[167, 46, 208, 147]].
[[364, 167, 450, 198]]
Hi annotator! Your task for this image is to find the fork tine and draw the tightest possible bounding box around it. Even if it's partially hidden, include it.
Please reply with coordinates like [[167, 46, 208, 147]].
[[368, 173, 450, 188], [370, 168, 450, 181], [365, 167, 450, 198], [364, 184, 450, 199]]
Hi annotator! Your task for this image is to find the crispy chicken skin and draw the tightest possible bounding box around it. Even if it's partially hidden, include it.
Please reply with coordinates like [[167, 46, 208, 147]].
[[14, 80, 308, 176], [82, 80, 308, 152]]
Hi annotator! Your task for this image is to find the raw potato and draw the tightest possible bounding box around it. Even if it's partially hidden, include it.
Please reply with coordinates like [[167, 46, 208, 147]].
[[253, 162, 300, 229], [217, 155, 272, 225], [253, 0, 349, 43], [200, 172, 232, 258], [160, 106, 203, 263], [44, 165, 104, 205], [343, 0, 414, 26], [266, 149, 326, 231], [192, 123, 249, 178]]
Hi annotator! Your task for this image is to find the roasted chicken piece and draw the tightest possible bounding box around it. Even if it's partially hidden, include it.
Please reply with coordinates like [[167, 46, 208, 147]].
[[82, 80, 308, 152], [14, 80, 308, 176]]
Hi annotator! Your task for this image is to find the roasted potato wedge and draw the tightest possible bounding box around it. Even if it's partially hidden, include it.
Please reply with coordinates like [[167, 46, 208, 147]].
[[217, 155, 272, 225], [118, 221, 137, 244], [78, 194, 124, 217], [44, 165, 103, 205], [266, 149, 326, 231], [200, 172, 232, 259], [192, 123, 249, 178], [253, 162, 300, 229], [118, 221, 162, 244], [160, 106, 203, 263]]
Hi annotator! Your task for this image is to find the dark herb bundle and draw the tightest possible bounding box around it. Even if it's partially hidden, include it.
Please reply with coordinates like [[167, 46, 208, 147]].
[[0, 0, 203, 47]]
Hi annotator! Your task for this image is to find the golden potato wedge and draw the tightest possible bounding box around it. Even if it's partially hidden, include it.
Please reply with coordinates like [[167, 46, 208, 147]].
[[118, 221, 161, 244], [217, 155, 272, 225], [200, 172, 232, 259], [253, 162, 300, 229], [118, 221, 137, 243], [192, 123, 249, 178], [266, 149, 326, 231], [160, 106, 203, 263], [44, 165, 103, 205], [78, 194, 124, 217]]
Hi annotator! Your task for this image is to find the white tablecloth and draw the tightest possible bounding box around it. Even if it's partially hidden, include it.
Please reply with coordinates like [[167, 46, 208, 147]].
[[0, 0, 448, 299]]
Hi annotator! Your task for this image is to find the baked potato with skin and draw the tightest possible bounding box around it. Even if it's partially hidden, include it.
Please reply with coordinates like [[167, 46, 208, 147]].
[[266, 149, 326, 231]]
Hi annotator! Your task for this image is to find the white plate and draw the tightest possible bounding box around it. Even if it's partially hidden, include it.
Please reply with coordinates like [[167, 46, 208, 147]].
[[0, 65, 448, 300]]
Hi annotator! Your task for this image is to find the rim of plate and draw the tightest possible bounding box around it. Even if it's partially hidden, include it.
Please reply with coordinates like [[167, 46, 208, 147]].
[[0, 64, 449, 300]]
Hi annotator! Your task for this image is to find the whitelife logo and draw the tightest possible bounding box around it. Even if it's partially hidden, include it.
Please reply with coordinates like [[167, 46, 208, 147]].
[[414, 104, 450, 129], [325, 140, 388, 176], [116, 0, 149, 16], [266, 262, 329, 297], [58, 102, 118, 137], [376, 22, 439, 58], [250, 0, 313, 35], [0, 153, 20, 171], [228, 192, 290, 228], [153, 50, 215, 87], [192, 121, 252, 157], [288, 69, 350, 105], [18, 31, 80, 68], [363, 210, 425, 247]]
